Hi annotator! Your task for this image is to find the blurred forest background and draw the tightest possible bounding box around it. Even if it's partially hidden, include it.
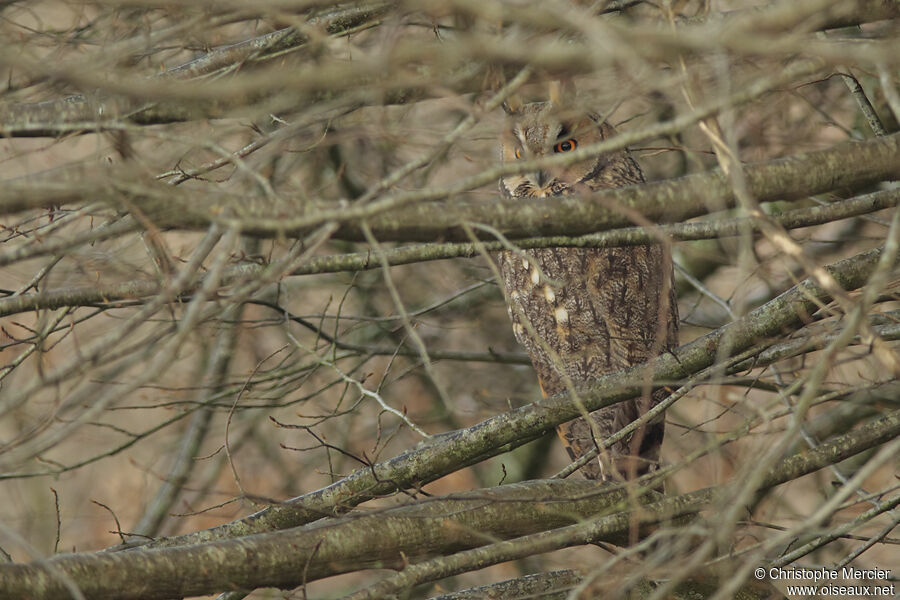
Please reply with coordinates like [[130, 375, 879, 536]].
[[0, 0, 898, 599]]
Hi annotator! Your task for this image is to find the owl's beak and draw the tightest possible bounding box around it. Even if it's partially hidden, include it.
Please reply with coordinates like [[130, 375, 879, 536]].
[[535, 170, 551, 187]]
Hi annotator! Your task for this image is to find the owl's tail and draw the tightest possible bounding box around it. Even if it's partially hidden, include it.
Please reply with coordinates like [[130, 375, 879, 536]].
[[548, 383, 666, 483]]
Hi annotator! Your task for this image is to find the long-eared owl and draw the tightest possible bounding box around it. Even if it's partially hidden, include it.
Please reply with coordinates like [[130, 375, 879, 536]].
[[497, 101, 679, 481]]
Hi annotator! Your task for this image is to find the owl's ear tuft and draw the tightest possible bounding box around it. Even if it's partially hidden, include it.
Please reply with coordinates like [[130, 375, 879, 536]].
[[548, 78, 577, 107], [502, 94, 523, 115]]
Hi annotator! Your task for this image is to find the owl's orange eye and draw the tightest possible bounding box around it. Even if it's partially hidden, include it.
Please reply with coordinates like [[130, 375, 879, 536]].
[[514, 148, 523, 159], [554, 139, 577, 153]]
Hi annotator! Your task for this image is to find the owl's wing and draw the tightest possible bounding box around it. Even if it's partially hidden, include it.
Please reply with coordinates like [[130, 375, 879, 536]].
[[497, 243, 677, 482]]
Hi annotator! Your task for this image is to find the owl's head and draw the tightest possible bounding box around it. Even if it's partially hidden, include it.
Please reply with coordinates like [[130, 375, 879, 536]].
[[500, 101, 640, 198]]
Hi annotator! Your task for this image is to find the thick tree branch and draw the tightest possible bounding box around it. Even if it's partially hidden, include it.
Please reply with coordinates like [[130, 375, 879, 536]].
[[0, 136, 897, 323], [2, 408, 895, 600], [1, 0, 893, 138], [324, 133, 900, 241], [339, 409, 900, 600], [426, 569, 582, 600], [3, 129, 892, 240], [0, 4, 391, 137], [103, 241, 896, 554]]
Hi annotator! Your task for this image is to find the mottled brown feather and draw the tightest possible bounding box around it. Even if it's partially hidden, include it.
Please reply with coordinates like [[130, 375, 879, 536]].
[[497, 102, 679, 481]]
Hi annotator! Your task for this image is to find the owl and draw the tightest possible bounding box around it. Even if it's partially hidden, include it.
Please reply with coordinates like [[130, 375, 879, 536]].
[[497, 101, 679, 482]]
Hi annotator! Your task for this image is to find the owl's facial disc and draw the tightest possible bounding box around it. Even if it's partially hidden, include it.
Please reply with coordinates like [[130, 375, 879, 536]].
[[501, 115, 594, 197]]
